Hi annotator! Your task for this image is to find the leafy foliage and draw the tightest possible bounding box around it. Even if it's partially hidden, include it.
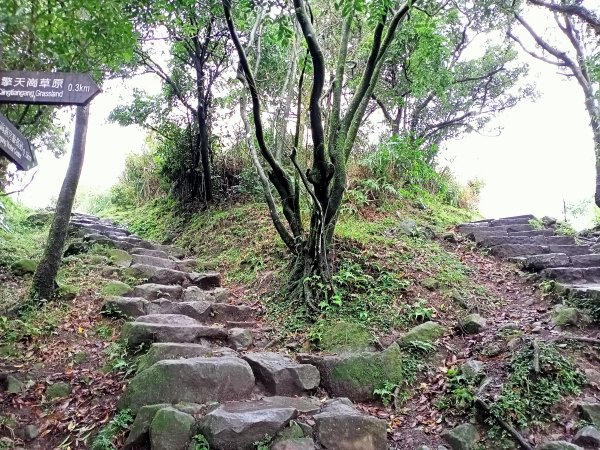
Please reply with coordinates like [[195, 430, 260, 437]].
[[90, 409, 134, 450]]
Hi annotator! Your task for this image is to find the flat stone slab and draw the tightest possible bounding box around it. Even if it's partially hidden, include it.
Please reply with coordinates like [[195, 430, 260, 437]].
[[542, 267, 600, 284], [477, 235, 574, 247], [183, 286, 229, 303], [132, 283, 183, 301], [313, 399, 387, 450], [137, 342, 237, 372], [119, 356, 255, 412], [521, 253, 571, 271], [243, 352, 320, 395], [130, 264, 189, 285], [132, 254, 180, 270], [122, 315, 228, 346], [146, 300, 213, 322], [131, 247, 170, 259], [103, 296, 148, 318], [546, 245, 590, 256], [571, 254, 600, 268], [490, 244, 547, 258], [198, 400, 298, 450], [259, 396, 322, 414]]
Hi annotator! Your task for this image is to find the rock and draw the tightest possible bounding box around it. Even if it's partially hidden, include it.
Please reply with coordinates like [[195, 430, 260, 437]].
[[5, 375, 24, 394], [313, 398, 387, 450], [297, 344, 407, 402], [188, 271, 221, 289], [397, 321, 445, 347], [458, 314, 487, 334], [522, 253, 571, 271], [198, 400, 297, 449], [579, 402, 600, 426], [132, 283, 183, 301], [119, 356, 255, 412], [23, 424, 39, 441], [130, 264, 189, 285], [585, 368, 600, 388], [228, 328, 253, 350], [45, 382, 71, 400], [64, 241, 90, 257], [100, 280, 133, 297], [103, 297, 148, 318], [106, 248, 132, 268], [271, 438, 316, 450], [260, 396, 321, 414], [460, 360, 485, 379], [131, 247, 170, 259], [10, 259, 37, 275], [573, 425, 600, 447], [398, 219, 419, 236], [25, 212, 52, 226], [122, 315, 227, 346], [125, 403, 170, 446], [442, 232, 458, 244], [243, 352, 320, 395], [318, 321, 373, 352], [149, 407, 195, 450], [421, 277, 440, 291], [183, 286, 229, 303], [441, 423, 479, 450], [535, 442, 583, 450], [553, 307, 587, 327], [137, 342, 237, 372], [482, 342, 503, 357], [132, 254, 179, 270], [542, 216, 558, 227], [146, 299, 212, 321]]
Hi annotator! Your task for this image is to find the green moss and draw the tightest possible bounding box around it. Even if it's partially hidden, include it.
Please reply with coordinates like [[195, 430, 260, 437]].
[[45, 382, 71, 400], [101, 281, 132, 297], [398, 321, 445, 347], [318, 320, 373, 352], [331, 344, 419, 393], [10, 259, 37, 276], [106, 248, 132, 268], [57, 283, 80, 300]]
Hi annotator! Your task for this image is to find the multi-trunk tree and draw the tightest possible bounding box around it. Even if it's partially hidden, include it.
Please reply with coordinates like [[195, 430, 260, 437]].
[[223, 0, 417, 309], [510, 0, 600, 205]]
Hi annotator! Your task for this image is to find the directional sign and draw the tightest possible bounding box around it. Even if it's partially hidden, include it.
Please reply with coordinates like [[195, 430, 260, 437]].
[[0, 71, 100, 106], [0, 112, 36, 171]]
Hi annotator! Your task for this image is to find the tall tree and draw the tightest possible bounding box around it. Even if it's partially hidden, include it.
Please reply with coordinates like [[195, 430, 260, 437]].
[[509, 0, 600, 205], [111, 0, 229, 204], [223, 0, 416, 310], [372, 2, 531, 151]]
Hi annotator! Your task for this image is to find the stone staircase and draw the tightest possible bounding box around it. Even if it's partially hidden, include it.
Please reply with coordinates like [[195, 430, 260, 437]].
[[70, 213, 388, 450], [456, 214, 600, 303]]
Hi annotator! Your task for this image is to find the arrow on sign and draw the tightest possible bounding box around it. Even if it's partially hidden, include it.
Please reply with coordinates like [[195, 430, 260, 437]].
[[0, 71, 100, 106], [0, 112, 37, 171]]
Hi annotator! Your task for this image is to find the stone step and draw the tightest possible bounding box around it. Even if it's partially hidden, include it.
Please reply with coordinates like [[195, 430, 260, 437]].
[[154, 244, 186, 259], [122, 314, 228, 347], [119, 356, 256, 412], [84, 233, 135, 251], [104, 297, 255, 324], [131, 283, 184, 301], [489, 216, 536, 226], [132, 254, 180, 271], [131, 247, 170, 259], [509, 229, 555, 237], [571, 254, 600, 268], [541, 267, 600, 284], [475, 235, 574, 247], [129, 264, 189, 285], [490, 244, 547, 258], [520, 253, 571, 271], [136, 342, 238, 372], [243, 352, 320, 396], [546, 245, 590, 256]]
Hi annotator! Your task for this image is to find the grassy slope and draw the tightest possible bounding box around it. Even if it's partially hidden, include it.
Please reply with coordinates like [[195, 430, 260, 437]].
[[95, 190, 485, 346]]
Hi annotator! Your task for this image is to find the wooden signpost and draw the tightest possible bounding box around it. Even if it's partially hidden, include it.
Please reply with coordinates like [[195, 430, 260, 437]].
[[0, 70, 100, 171], [0, 112, 36, 170]]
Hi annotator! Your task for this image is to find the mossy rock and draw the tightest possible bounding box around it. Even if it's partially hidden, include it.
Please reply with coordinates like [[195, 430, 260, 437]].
[[25, 212, 52, 227], [58, 283, 80, 300], [150, 407, 195, 450], [318, 321, 373, 352], [87, 254, 109, 265], [106, 249, 133, 268], [101, 281, 133, 297], [10, 259, 37, 276], [299, 343, 413, 402], [45, 382, 71, 400], [553, 307, 588, 327], [421, 277, 440, 291], [397, 321, 445, 347]]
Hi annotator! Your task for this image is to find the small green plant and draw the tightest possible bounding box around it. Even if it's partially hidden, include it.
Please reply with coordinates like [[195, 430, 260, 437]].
[[436, 367, 478, 413], [94, 324, 114, 340], [488, 342, 585, 436], [406, 340, 437, 354], [528, 218, 544, 230], [374, 380, 399, 407], [554, 221, 577, 236], [191, 434, 211, 450], [406, 299, 435, 323], [103, 341, 138, 378], [90, 409, 134, 450], [253, 436, 271, 450], [538, 279, 556, 298]]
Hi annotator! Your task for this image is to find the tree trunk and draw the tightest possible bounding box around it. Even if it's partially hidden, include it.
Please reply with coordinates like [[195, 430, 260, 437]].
[[586, 98, 600, 207], [31, 105, 89, 300]]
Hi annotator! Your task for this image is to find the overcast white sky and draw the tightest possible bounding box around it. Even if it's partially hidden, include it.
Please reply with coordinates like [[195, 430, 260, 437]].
[[7, 9, 598, 228]]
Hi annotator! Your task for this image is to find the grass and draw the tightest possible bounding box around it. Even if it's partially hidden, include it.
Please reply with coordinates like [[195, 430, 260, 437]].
[[90, 409, 134, 450]]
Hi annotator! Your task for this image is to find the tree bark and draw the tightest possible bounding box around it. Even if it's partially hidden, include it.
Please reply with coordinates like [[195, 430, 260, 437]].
[[31, 105, 89, 300]]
